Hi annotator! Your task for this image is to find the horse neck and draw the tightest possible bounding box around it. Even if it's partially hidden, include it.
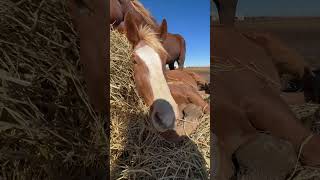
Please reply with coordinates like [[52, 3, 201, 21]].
[[126, 1, 158, 29]]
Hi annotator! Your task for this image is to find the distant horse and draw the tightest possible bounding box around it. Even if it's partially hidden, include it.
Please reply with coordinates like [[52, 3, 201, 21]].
[[163, 34, 186, 70], [212, 26, 320, 179], [69, 0, 108, 113], [110, 0, 186, 70]]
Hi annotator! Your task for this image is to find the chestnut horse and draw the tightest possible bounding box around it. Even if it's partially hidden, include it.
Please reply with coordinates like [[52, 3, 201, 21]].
[[163, 34, 186, 70], [212, 25, 320, 180], [122, 12, 209, 142], [242, 31, 320, 104], [122, 12, 180, 133], [165, 70, 210, 114], [110, 0, 186, 70], [242, 31, 314, 81], [165, 70, 208, 91]]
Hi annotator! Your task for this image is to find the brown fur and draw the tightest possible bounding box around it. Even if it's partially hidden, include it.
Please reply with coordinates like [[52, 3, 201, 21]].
[[163, 34, 186, 70], [168, 82, 210, 114], [68, 0, 108, 113], [212, 26, 320, 179], [124, 12, 168, 106], [242, 31, 313, 79], [110, 0, 186, 70], [165, 70, 208, 91]]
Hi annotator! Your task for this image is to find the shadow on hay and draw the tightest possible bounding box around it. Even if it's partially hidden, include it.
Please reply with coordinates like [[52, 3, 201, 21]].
[[110, 99, 209, 179]]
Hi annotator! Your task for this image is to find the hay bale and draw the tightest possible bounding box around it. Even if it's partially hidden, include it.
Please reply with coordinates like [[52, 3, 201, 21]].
[[110, 29, 210, 179], [0, 1, 107, 179]]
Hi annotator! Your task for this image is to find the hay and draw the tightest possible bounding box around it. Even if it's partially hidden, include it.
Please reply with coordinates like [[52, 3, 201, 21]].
[[289, 104, 320, 180], [0, 0, 107, 179], [110, 29, 210, 179]]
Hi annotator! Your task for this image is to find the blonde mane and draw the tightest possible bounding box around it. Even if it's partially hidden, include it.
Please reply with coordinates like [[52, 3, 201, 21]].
[[137, 25, 168, 61], [130, 0, 158, 29]]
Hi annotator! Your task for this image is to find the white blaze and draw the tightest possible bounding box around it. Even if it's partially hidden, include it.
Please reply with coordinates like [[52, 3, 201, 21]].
[[135, 45, 180, 129]]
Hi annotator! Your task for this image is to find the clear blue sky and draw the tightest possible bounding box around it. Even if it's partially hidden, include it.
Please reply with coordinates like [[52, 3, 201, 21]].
[[140, 0, 210, 67], [212, 0, 320, 17]]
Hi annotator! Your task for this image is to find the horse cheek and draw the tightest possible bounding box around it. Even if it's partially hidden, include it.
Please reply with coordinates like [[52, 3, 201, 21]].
[[134, 64, 153, 106]]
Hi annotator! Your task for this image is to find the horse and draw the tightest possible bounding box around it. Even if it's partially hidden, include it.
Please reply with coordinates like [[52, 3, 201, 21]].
[[68, 0, 108, 113], [122, 12, 207, 142], [165, 70, 209, 92], [163, 34, 186, 70], [242, 31, 320, 104], [241, 31, 314, 81], [110, 0, 158, 31], [212, 26, 320, 180], [164, 70, 210, 114], [110, 0, 186, 70]]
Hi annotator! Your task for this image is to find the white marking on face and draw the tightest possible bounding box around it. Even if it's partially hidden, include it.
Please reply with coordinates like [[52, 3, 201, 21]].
[[135, 44, 180, 130]]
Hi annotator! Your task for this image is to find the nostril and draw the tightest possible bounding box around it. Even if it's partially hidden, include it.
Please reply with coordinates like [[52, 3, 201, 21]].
[[154, 112, 162, 124], [151, 110, 175, 131]]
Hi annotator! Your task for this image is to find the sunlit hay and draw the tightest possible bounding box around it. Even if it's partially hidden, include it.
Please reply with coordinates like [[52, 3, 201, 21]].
[[0, 0, 107, 179], [110, 29, 210, 179]]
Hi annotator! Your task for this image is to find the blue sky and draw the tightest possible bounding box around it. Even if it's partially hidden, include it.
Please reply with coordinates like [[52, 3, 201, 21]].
[[140, 0, 210, 67], [212, 0, 320, 17]]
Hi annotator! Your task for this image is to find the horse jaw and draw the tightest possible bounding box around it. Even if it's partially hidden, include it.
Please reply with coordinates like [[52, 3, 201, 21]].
[[135, 44, 181, 131]]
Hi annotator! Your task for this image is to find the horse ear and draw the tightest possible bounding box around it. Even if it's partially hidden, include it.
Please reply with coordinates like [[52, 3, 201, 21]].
[[158, 19, 168, 41], [124, 12, 139, 46]]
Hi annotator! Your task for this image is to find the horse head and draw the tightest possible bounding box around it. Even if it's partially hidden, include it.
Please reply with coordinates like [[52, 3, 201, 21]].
[[123, 12, 182, 132]]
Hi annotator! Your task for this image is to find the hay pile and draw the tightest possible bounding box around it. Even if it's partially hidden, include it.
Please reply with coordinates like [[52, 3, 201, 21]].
[[0, 1, 107, 179], [110, 29, 210, 179], [290, 103, 320, 180]]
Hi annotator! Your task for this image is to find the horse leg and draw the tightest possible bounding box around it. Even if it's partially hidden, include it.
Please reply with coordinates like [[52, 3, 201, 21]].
[[169, 63, 175, 70], [214, 136, 235, 180], [213, 102, 258, 179], [245, 93, 320, 166], [177, 59, 184, 70], [186, 90, 209, 113]]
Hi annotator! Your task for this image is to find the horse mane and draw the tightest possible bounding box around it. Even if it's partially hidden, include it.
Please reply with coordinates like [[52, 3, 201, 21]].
[[130, 0, 158, 29], [137, 25, 168, 61]]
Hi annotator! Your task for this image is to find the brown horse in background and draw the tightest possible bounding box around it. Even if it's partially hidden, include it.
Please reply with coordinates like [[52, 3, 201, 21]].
[[110, 0, 186, 70], [212, 25, 320, 180], [163, 34, 186, 70]]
